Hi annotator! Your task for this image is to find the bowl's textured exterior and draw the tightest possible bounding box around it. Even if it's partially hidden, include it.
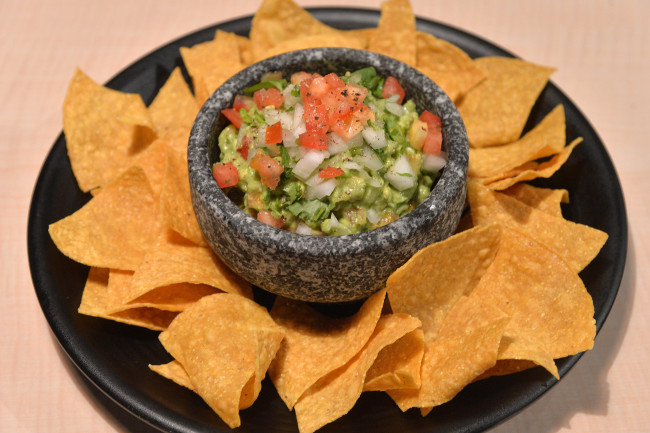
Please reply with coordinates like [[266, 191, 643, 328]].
[[188, 48, 468, 303]]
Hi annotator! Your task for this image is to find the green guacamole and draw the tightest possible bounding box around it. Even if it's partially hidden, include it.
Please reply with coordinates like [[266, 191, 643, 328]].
[[214, 67, 445, 235]]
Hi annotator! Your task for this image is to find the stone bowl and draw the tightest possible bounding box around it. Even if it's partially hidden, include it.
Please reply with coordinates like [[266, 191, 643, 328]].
[[188, 48, 468, 303]]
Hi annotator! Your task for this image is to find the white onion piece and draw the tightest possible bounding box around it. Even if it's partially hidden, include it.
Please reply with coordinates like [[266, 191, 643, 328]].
[[362, 126, 387, 149], [279, 111, 294, 130], [282, 84, 301, 107], [386, 101, 406, 116], [263, 108, 281, 126], [305, 173, 324, 187], [237, 125, 246, 146], [292, 104, 305, 132], [342, 161, 364, 171], [355, 146, 383, 171], [368, 177, 382, 188], [282, 129, 298, 147], [329, 213, 339, 228], [327, 132, 349, 155], [386, 155, 416, 191], [293, 150, 327, 180], [367, 208, 380, 224], [386, 94, 400, 102], [347, 132, 364, 148], [306, 178, 337, 199], [422, 152, 447, 172], [296, 223, 313, 235], [255, 126, 266, 147]]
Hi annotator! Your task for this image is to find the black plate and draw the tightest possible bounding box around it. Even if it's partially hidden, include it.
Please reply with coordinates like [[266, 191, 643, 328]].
[[28, 8, 627, 433]]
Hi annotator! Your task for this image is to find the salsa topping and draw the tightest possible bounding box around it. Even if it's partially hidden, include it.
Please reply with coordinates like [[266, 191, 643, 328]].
[[213, 67, 446, 235]]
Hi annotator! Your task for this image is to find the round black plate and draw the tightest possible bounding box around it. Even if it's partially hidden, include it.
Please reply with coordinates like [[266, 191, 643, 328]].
[[28, 8, 627, 433]]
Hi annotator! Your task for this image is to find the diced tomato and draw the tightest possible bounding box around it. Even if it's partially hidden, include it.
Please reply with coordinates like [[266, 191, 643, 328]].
[[233, 94, 255, 111], [420, 110, 443, 155], [303, 102, 329, 134], [221, 108, 242, 129], [350, 104, 375, 123], [381, 76, 406, 104], [253, 87, 284, 109], [236, 135, 250, 160], [265, 121, 283, 145], [298, 131, 328, 150], [212, 162, 239, 188], [323, 73, 345, 90], [330, 116, 364, 141], [344, 82, 368, 105], [318, 166, 345, 179], [291, 71, 313, 85], [257, 209, 284, 229], [250, 153, 284, 190], [420, 110, 442, 130]]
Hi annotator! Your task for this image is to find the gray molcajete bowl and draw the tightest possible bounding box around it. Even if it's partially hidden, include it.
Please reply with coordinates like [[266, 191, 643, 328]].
[[188, 48, 468, 303]]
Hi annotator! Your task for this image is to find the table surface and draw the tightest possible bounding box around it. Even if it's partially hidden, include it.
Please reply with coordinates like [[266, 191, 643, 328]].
[[2, 1, 648, 432]]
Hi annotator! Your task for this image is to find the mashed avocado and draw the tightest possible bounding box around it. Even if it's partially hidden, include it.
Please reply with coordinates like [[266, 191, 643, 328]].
[[213, 67, 445, 235]]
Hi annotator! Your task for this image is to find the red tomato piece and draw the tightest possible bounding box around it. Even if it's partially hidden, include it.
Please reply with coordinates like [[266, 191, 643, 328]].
[[318, 166, 345, 179], [250, 153, 284, 190], [381, 76, 406, 104], [303, 102, 329, 134], [345, 82, 369, 105], [291, 71, 313, 85], [265, 121, 283, 145], [323, 73, 345, 89], [420, 110, 443, 155], [212, 162, 239, 188], [233, 94, 255, 111], [298, 131, 328, 150], [253, 88, 284, 109], [257, 209, 284, 229], [330, 116, 364, 141], [236, 135, 250, 160], [221, 108, 243, 129]]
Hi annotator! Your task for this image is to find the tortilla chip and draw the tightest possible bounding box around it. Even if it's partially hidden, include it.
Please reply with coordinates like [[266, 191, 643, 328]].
[[458, 57, 555, 148], [469, 104, 566, 178], [150, 360, 193, 390], [294, 314, 421, 433], [249, 0, 338, 62], [78, 267, 177, 330], [502, 183, 568, 217], [471, 229, 596, 360], [484, 137, 583, 190], [160, 145, 206, 245], [368, 0, 417, 66], [63, 69, 156, 192], [148, 67, 199, 144], [363, 328, 424, 391], [491, 327, 559, 379], [388, 296, 509, 411], [49, 165, 160, 270], [159, 294, 284, 428], [416, 32, 485, 101], [258, 33, 366, 61], [468, 180, 608, 272], [386, 224, 502, 341], [181, 30, 245, 106], [121, 229, 252, 304], [269, 289, 386, 410]]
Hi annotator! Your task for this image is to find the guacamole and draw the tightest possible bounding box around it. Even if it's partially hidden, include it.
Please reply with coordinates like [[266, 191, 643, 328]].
[[213, 67, 447, 235]]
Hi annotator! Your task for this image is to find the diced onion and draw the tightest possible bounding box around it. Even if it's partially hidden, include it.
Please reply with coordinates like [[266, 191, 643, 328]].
[[282, 84, 301, 107], [367, 208, 380, 224], [354, 146, 383, 171], [330, 213, 339, 228], [279, 111, 294, 130], [362, 126, 387, 149], [422, 152, 447, 172], [282, 129, 298, 147], [292, 104, 306, 136], [293, 150, 327, 180], [368, 177, 381, 188], [342, 161, 364, 171], [263, 108, 281, 125], [327, 132, 349, 155], [255, 126, 266, 147], [386, 101, 406, 116], [346, 131, 364, 148], [306, 178, 337, 199], [296, 223, 313, 235], [386, 155, 416, 191]]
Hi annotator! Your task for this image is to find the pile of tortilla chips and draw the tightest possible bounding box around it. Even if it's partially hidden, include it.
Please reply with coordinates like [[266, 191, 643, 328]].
[[48, 0, 608, 431]]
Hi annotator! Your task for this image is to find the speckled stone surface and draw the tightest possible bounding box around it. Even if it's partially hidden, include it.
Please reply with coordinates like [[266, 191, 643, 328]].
[[188, 48, 468, 303]]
